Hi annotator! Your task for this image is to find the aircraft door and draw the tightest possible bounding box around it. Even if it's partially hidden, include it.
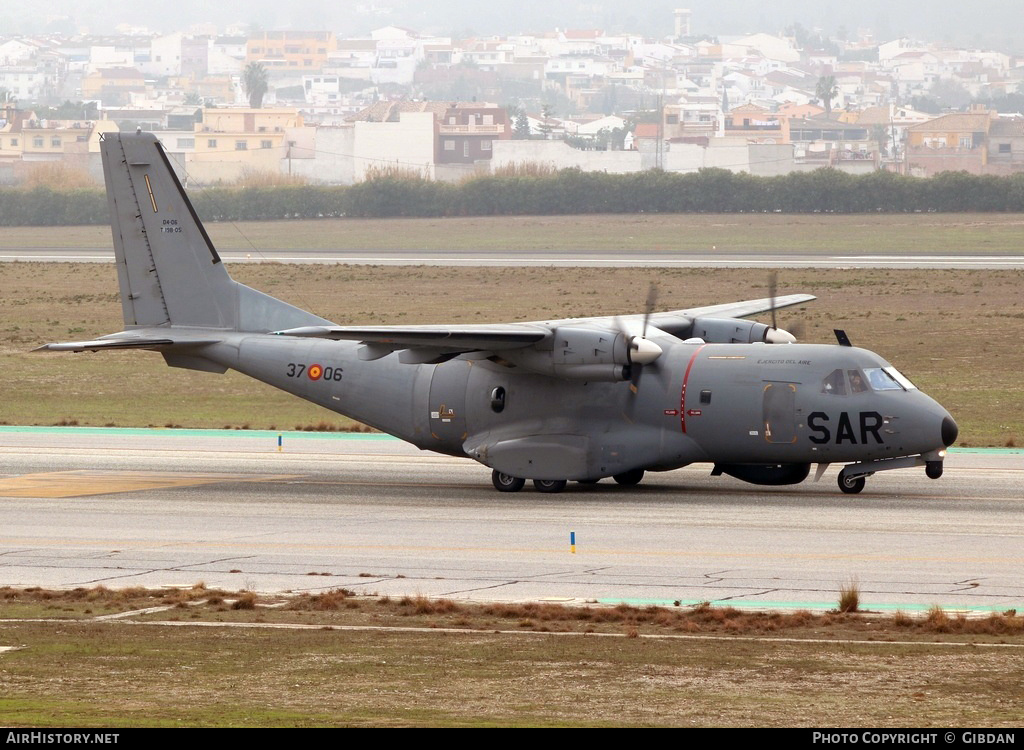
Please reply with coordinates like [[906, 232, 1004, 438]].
[[763, 382, 798, 444], [427, 360, 471, 453]]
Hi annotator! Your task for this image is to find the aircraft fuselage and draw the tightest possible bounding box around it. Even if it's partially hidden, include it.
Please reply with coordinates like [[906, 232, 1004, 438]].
[[199, 334, 954, 484]]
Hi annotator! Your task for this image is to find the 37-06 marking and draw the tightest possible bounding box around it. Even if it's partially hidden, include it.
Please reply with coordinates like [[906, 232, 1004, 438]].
[[286, 363, 343, 381]]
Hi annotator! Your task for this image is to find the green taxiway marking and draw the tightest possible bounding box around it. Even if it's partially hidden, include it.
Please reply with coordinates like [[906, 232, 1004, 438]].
[[0, 427, 1019, 453], [0, 426, 397, 440], [604, 599, 1023, 613], [946, 447, 1024, 455]]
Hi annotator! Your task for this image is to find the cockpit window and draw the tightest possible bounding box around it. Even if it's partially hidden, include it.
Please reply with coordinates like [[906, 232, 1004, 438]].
[[883, 366, 917, 390], [822, 369, 846, 395], [824, 367, 908, 395], [848, 369, 868, 393], [864, 367, 903, 391]]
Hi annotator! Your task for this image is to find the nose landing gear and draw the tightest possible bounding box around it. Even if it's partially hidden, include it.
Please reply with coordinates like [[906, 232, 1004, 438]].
[[835, 451, 946, 495], [838, 473, 866, 494]]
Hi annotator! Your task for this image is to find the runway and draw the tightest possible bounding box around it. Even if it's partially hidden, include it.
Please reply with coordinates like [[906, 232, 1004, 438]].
[[2, 247, 1023, 268], [1, 427, 1022, 613]]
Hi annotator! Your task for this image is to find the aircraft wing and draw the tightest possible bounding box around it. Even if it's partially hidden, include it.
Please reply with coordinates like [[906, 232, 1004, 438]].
[[275, 325, 549, 352], [654, 293, 816, 323], [276, 294, 816, 355]]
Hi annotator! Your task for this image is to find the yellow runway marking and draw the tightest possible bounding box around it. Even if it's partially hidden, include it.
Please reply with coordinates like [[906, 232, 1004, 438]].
[[0, 470, 298, 498]]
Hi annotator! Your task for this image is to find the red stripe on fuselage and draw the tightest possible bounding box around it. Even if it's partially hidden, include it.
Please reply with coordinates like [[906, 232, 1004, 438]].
[[679, 344, 706, 433]]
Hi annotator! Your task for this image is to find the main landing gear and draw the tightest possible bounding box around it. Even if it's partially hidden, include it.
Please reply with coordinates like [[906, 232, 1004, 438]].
[[492, 470, 567, 493], [491, 469, 646, 493], [491, 471, 526, 492]]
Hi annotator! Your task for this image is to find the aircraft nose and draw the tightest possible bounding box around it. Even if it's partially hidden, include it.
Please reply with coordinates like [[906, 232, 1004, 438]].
[[941, 415, 959, 447]]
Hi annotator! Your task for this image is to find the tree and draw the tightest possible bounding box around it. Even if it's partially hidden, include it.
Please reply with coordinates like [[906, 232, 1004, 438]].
[[871, 123, 891, 158], [815, 75, 839, 117], [538, 103, 555, 139], [929, 79, 972, 110], [242, 62, 269, 109], [513, 109, 531, 139], [609, 121, 634, 151]]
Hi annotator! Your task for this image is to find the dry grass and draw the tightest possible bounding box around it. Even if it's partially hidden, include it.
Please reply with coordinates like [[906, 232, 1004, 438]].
[[286, 589, 357, 611], [489, 161, 559, 178], [17, 163, 98, 189], [839, 579, 860, 613], [233, 169, 312, 187], [293, 420, 377, 432], [362, 164, 430, 182], [2, 262, 1023, 443], [893, 610, 914, 627], [230, 593, 257, 610], [4, 585, 1023, 639], [3, 586, 1024, 727]]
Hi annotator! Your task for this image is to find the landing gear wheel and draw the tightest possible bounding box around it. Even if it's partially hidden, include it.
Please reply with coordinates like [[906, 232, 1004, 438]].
[[925, 461, 943, 479], [533, 479, 567, 494], [838, 474, 866, 495], [612, 468, 645, 487], [492, 470, 525, 493]]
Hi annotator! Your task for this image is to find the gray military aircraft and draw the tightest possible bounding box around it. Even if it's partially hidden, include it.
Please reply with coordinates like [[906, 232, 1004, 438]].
[[40, 132, 958, 494]]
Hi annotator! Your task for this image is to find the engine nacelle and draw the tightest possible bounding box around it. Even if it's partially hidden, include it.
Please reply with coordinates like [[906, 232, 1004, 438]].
[[689, 317, 774, 344], [552, 326, 630, 366], [502, 326, 633, 381]]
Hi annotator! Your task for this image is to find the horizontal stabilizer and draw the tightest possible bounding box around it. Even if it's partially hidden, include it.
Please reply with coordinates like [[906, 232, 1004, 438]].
[[35, 335, 219, 353]]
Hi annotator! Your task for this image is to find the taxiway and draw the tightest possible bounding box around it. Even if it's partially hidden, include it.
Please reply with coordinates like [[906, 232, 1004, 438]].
[[2, 247, 1023, 268], [1, 428, 1021, 612]]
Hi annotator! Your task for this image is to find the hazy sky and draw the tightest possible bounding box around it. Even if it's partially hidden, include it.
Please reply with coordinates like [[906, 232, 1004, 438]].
[[3, 0, 1022, 52]]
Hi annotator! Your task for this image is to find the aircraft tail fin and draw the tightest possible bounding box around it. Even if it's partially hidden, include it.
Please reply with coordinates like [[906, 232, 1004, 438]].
[[100, 132, 329, 333]]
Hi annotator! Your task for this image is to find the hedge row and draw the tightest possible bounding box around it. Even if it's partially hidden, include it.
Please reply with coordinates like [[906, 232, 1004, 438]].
[[4, 168, 1024, 226]]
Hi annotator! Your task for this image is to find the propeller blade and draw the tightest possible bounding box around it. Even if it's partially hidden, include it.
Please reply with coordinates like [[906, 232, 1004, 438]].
[[620, 283, 662, 396], [764, 271, 801, 343], [642, 282, 658, 338]]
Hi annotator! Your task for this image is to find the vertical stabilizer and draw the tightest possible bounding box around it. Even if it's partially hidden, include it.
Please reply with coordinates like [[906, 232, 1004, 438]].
[[102, 132, 235, 329], [100, 132, 331, 333]]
